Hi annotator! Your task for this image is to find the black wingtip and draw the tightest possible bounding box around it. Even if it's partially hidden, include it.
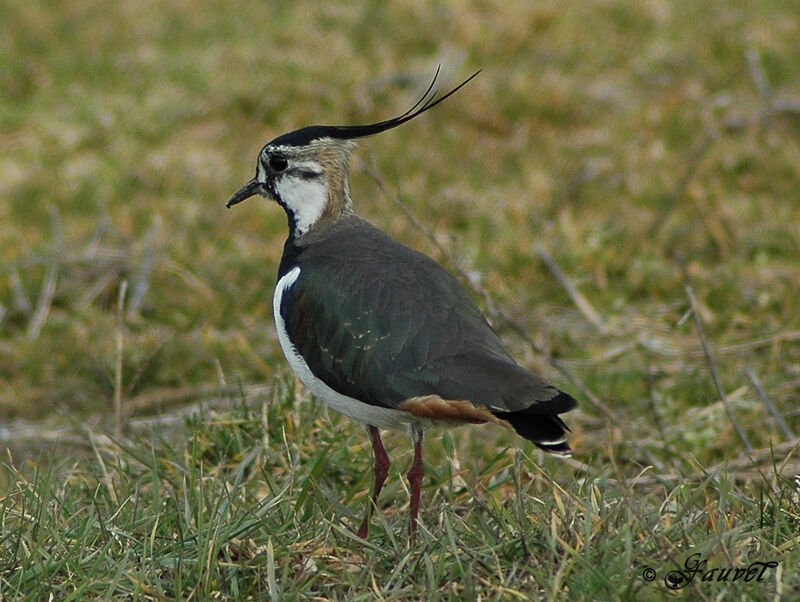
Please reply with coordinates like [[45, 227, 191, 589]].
[[495, 391, 578, 456]]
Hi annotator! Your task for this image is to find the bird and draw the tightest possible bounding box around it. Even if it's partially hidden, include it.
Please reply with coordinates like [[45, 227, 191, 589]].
[[226, 70, 578, 540]]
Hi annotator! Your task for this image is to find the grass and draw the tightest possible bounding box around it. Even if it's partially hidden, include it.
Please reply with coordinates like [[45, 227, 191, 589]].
[[2, 0, 800, 599]]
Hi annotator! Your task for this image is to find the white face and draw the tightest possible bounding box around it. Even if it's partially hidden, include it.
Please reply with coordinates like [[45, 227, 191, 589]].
[[273, 165, 329, 237], [253, 137, 354, 237]]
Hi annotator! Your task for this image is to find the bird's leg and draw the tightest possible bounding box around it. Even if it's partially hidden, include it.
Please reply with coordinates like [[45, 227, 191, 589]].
[[357, 425, 390, 539], [407, 424, 424, 541]]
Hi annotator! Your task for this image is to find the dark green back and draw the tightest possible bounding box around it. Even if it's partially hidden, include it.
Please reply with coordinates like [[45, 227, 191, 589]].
[[278, 215, 563, 412]]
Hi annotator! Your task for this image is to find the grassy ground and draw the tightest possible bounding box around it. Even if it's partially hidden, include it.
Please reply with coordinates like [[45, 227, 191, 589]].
[[2, 0, 799, 599]]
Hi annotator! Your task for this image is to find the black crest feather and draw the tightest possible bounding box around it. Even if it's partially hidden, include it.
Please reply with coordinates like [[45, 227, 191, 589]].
[[268, 67, 481, 148]]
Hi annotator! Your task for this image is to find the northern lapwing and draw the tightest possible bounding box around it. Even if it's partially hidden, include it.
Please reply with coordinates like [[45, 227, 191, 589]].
[[226, 70, 578, 540]]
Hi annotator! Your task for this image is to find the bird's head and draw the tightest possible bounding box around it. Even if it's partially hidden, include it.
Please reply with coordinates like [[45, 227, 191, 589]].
[[226, 69, 479, 238]]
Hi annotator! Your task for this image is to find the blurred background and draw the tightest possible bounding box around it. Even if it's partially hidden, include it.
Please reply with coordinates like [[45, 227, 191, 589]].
[[2, 0, 799, 466], [2, 2, 800, 597]]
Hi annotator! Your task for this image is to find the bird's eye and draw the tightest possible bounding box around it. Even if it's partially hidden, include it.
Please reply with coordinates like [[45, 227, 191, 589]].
[[269, 155, 288, 173]]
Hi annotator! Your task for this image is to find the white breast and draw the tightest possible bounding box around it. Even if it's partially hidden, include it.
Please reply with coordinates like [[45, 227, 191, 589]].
[[273, 266, 430, 433]]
